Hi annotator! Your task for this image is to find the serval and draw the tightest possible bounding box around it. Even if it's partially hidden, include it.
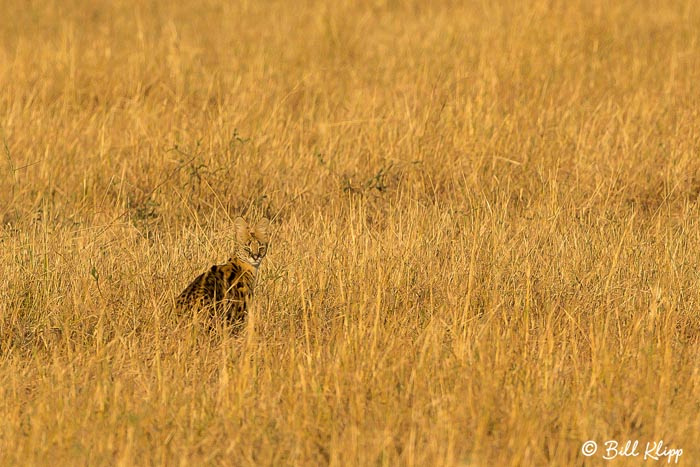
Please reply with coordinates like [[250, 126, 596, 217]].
[[175, 217, 269, 328]]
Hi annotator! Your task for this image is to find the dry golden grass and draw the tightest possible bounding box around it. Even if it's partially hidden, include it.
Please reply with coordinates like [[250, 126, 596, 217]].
[[1, 0, 699, 465]]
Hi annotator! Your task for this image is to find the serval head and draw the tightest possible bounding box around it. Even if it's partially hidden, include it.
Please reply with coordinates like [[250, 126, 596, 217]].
[[234, 217, 270, 269]]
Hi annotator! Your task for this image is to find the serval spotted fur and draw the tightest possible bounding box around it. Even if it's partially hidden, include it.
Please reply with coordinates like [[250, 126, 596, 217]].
[[176, 217, 269, 327]]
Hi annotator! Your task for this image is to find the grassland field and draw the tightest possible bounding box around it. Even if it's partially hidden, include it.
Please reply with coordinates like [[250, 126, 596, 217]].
[[1, 0, 699, 465]]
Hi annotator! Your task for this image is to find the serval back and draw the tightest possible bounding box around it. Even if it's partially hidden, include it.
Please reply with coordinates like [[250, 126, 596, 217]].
[[176, 217, 270, 328]]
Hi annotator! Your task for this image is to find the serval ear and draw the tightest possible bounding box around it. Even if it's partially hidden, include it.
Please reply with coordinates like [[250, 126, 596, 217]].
[[254, 218, 270, 243], [234, 217, 249, 243]]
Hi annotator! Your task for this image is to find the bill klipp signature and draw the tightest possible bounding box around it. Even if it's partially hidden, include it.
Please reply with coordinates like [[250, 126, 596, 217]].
[[581, 439, 683, 463]]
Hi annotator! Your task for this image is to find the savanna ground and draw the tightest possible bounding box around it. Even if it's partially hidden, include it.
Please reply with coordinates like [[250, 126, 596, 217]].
[[1, 0, 699, 465]]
